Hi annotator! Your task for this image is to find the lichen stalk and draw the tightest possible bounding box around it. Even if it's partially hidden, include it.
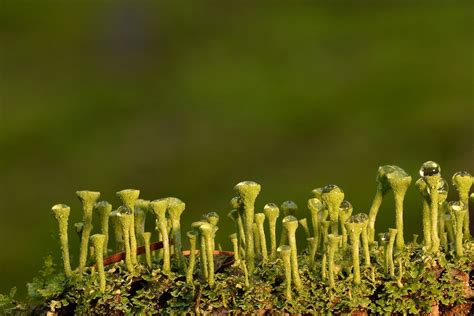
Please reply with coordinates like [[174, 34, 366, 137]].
[[264, 203, 279, 259], [117, 212, 134, 273], [253, 223, 261, 256], [361, 222, 370, 268], [234, 181, 261, 274], [110, 211, 125, 251], [51, 204, 72, 277], [150, 199, 170, 274], [76, 190, 100, 272], [307, 198, 323, 251], [449, 201, 467, 257], [339, 200, 353, 250], [416, 178, 432, 249], [116, 189, 140, 266], [142, 232, 152, 268], [254, 213, 268, 261], [345, 213, 368, 285], [279, 201, 298, 246], [94, 201, 112, 255], [90, 234, 106, 292], [277, 245, 292, 300], [199, 222, 217, 288], [420, 161, 441, 253], [229, 233, 240, 266], [387, 228, 398, 277], [192, 221, 208, 279], [168, 198, 187, 272], [327, 234, 341, 288], [321, 185, 344, 235], [186, 231, 198, 283], [452, 171, 473, 240], [307, 237, 317, 264], [387, 171, 411, 251], [368, 189, 383, 243], [283, 215, 302, 290]]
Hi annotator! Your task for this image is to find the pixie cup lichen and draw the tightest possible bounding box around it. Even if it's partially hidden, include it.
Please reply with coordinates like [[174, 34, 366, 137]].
[[142, 232, 152, 268], [186, 230, 198, 283], [264, 203, 279, 259], [345, 213, 368, 285], [321, 184, 344, 235], [51, 204, 72, 277], [94, 201, 112, 255], [116, 189, 140, 265], [448, 201, 467, 257], [338, 200, 353, 250], [150, 198, 170, 274], [452, 171, 472, 240], [234, 181, 261, 274], [327, 234, 342, 288], [254, 213, 268, 260], [307, 198, 323, 250], [167, 197, 186, 271], [277, 245, 292, 301], [76, 190, 100, 272], [279, 200, 298, 246], [116, 209, 134, 273], [282, 215, 301, 290], [420, 161, 442, 253], [90, 234, 106, 292]]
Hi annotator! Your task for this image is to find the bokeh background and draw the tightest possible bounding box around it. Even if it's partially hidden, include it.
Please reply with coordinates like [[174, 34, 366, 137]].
[[1, 1, 473, 297]]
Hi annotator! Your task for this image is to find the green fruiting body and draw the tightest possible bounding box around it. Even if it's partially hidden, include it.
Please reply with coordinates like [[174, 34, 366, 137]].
[[386, 228, 397, 277], [116, 211, 134, 273], [263, 203, 279, 259], [279, 200, 298, 246], [150, 199, 170, 274], [448, 201, 467, 257], [345, 213, 368, 285], [452, 171, 473, 240], [116, 189, 140, 265], [282, 215, 301, 290], [338, 200, 353, 250], [321, 185, 344, 235], [254, 213, 268, 260], [51, 204, 72, 277], [229, 233, 240, 265], [299, 218, 310, 239], [368, 166, 396, 243], [192, 221, 208, 279], [76, 190, 100, 272], [277, 245, 292, 300], [186, 231, 198, 283], [415, 178, 432, 249], [307, 237, 317, 264], [252, 223, 261, 255], [168, 197, 187, 271], [94, 201, 112, 255], [110, 211, 125, 251], [234, 181, 261, 274], [386, 168, 411, 250], [90, 234, 106, 292], [420, 161, 441, 253], [361, 220, 370, 268], [142, 232, 152, 268], [230, 197, 246, 247], [307, 198, 323, 251], [134, 199, 149, 244], [327, 234, 341, 288], [199, 222, 217, 288]]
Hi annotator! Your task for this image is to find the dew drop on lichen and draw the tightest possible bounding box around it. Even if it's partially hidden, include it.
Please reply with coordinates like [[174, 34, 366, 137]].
[[347, 213, 368, 223], [419, 161, 441, 177], [117, 205, 131, 215], [447, 200, 464, 212], [379, 232, 390, 242], [339, 200, 352, 211], [322, 184, 343, 194]]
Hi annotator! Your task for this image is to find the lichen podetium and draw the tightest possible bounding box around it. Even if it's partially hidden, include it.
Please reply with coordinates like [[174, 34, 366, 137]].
[[7, 161, 473, 315]]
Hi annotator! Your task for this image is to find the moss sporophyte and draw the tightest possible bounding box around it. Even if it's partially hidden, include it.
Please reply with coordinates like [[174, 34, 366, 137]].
[[3, 161, 473, 315]]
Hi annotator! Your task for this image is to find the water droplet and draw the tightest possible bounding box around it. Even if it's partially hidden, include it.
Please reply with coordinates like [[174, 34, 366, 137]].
[[347, 213, 368, 224], [312, 187, 323, 198], [447, 201, 464, 212], [117, 205, 131, 215], [379, 232, 390, 242], [322, 184, 343, 194], [437, 178, 449, 193], [339, 200, 352, 211], [419, 161, 441, 177], [281, 200, 298, 215]]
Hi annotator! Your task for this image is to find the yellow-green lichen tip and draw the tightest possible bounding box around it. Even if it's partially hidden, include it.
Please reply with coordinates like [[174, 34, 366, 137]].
[[307, 198, 323, 213], [116, 189, 140, 208], [135, 199, 150, 211], [52, 204, 71, 219], [76, 191, 101, 210], [149, 198, 168, 219], [264, 203, 279, 218], [233, 181, 261, 204], [452, 171, 473, 192], [281, 200, 298, 216], [282, 215, 298, 233], [277, 244, 291, 254], [90, 233, 106, 246], [94, 201, 112, 214], [254, 213, 265, 225], [311, 187, 323, 199], [167, 197, 185, 215], [346, 213, 368, 232], [204, 212, 219, 226]]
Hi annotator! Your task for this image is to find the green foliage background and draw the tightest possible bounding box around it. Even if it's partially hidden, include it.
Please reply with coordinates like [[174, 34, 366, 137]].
[[1, 1, 473, 297]]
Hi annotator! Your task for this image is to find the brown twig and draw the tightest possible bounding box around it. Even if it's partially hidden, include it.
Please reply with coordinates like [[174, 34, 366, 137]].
[[96, 241, 234, 267]]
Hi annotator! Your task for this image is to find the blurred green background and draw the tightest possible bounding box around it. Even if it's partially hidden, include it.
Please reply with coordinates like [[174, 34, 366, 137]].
[[1, 1, 473, 297]]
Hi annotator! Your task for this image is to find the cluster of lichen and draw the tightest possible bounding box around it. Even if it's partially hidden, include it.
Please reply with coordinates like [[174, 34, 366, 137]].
[[1, 161, 473, 315]]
